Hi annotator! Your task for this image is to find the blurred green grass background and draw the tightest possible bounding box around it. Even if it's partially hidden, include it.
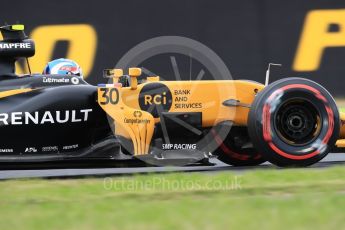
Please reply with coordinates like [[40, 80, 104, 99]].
[[1, 166, 345, 230]]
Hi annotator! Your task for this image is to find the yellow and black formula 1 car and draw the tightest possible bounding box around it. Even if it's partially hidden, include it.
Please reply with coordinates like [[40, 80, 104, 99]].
[[1, 24, 344, 168], [98, 67, 345, 167]]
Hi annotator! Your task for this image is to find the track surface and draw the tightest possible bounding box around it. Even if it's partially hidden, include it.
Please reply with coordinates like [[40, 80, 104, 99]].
[[1, 153, 345, 180]]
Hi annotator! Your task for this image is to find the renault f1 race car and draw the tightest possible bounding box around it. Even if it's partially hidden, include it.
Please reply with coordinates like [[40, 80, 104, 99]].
[[1, 24, 345, 168]]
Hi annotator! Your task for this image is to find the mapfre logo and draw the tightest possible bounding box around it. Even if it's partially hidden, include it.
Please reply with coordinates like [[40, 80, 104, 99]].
[[0, 43, 31, 49], [139, 83, 172, 118]]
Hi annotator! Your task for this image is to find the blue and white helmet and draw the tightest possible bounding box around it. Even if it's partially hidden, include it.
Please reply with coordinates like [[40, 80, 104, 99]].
[[43, 58, 83, 77]]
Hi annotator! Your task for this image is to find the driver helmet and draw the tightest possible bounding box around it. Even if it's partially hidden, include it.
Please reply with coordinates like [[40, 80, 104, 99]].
[[43, 58, 83, 77]]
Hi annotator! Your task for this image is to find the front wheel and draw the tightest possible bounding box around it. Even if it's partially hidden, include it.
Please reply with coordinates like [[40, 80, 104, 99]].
[[248, 78, 339, 167]]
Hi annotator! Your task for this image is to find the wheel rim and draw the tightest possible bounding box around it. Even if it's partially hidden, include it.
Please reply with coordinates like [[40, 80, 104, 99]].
[[274, 99, 322, 146]]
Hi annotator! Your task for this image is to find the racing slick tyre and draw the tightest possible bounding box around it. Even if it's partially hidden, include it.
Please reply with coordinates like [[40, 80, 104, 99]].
[[211, 125, 266, 166], [248, 78, 340, 167]]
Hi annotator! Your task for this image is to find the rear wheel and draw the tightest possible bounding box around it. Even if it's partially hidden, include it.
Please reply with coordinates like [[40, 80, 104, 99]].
[[212, 125, 266, 166], [248, 78, 339, 167]]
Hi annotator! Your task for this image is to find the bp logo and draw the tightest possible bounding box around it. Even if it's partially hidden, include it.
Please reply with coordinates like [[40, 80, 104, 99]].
[[139, 83, 172, 118]]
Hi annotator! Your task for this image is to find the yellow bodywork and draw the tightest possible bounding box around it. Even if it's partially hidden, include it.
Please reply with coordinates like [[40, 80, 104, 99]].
[[98, 68, 345, 154], [336, 112, 345, 147], [98, 88, 155, 156], [119, 80, 259, 126], [0, 88, 33, 98], [98, 74, 264, 155]]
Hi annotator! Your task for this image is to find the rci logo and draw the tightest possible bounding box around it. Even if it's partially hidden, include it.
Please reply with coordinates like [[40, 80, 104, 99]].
[[145, 91, 167, 105], [139, 83, 172, 118]]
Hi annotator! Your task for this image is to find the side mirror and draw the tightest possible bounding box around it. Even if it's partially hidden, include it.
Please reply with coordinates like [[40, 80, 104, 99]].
[[128, 67, 142, 90], [103, 69, 124, 83], [103, 69, 114, 78]]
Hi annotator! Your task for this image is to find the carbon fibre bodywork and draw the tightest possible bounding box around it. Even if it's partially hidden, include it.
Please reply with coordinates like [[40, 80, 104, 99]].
[[0, 74, 122, 162]]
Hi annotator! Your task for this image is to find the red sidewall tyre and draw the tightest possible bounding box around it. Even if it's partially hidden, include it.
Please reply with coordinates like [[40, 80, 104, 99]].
[[248, 78, 340, 167]]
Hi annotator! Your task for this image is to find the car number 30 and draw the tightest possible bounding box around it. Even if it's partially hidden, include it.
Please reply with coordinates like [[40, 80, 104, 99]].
[[100, 88, 119, 105]]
